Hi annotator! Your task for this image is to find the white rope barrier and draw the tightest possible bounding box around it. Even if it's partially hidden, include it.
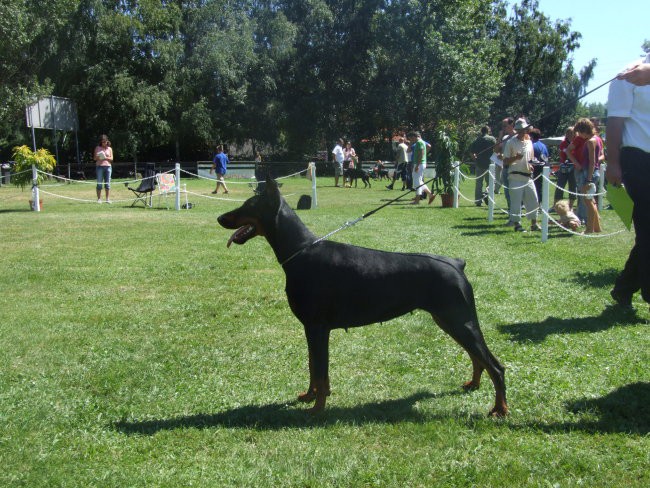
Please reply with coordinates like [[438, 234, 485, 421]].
[[461, 168, 489, 181], [37, 188, 101, 203], [184, 189, 247, 202], [28, 164, 313, 209], [180, 168, 254, 184], [9, 168, 33, 177], [12, 162, 631, 243], [541, 173, 607, 199], [37, 170, 142, 186], [470, 163, 629, 241], [179, 166, 309, 184]]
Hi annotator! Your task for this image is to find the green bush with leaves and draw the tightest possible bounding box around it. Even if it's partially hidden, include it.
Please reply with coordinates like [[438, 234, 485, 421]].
[[431, 130, 458, 195], [11, 145, 56, 190]]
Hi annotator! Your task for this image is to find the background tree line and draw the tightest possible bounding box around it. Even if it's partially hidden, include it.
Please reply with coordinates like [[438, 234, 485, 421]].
[[1, 0, 597, 163]]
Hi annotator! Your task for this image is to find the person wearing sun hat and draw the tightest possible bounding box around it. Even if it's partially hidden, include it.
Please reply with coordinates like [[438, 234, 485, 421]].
[[502, 118, 540, 232], [606, 53, 650, 310]]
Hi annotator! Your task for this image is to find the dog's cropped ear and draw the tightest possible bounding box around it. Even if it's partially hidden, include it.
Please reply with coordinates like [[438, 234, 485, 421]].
[[264, 172, 282, 203]]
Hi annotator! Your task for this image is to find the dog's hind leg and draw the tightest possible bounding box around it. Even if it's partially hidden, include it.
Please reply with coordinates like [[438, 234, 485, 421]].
[[462, 355, 484, 391], [431, 311, 508, 417]]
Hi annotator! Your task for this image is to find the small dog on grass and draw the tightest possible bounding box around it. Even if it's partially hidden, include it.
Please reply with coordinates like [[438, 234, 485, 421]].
[[554, 200, 581, 231]]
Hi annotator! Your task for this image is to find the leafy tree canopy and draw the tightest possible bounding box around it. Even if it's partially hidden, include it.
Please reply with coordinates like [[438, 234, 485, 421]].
[[1, 0, 595, 162]]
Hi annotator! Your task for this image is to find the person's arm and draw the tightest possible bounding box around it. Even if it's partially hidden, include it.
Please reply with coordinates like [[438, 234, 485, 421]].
[[501, 142, 520, 166], [502, 153, 520, 166], [585, 139, 597, 188], [566, 142, 579, 166], [617, 62, 650, 86], [605, 117, 626, 185], [106, 147, 114, 162]]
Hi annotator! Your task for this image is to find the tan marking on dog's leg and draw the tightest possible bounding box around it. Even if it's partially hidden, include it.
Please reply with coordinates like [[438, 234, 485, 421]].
[[298, 351, 316, 403], [307, 378, 328, 414], [462, 355, 483, 390]]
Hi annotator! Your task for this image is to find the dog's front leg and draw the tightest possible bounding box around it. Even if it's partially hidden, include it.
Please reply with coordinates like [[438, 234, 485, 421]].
[[303, 326, 331, 414], [297, 349, 316, 403]]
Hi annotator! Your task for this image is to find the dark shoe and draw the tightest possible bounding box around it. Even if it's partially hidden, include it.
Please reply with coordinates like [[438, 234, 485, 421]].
[[386, 185, 393, 190], [610, 289, 633, 309], [514, 224, 526, 232]]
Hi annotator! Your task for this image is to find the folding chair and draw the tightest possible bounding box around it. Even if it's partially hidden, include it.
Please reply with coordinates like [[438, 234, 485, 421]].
[[156, 172, 188, 209], [125, 163, 156, 207]]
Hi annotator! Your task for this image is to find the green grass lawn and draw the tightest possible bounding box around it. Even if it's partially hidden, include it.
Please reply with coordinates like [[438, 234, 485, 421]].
[[1, 174, 648, 487]]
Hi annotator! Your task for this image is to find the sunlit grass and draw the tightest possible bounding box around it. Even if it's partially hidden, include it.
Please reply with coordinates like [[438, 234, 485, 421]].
[[1, 174, 648, 487]]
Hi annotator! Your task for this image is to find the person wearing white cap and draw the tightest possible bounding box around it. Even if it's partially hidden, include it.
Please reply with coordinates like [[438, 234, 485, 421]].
[[606, 53, 650, 310], [502, 118, 540, 232]]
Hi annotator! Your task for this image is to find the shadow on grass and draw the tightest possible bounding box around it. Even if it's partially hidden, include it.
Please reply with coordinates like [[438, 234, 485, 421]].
[[0, 208, 32, 214], [568, 268, 621, 290], [499, 306, 642, 343], [529, 382, 650, 435], [113, 389, 473, 435]]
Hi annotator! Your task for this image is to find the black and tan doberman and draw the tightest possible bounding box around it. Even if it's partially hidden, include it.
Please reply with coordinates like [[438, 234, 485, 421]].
[[217, 178, 508, 416]]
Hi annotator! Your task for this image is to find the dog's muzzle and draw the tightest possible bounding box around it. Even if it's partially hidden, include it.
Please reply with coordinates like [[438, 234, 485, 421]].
[[226, 224, 257, 247]]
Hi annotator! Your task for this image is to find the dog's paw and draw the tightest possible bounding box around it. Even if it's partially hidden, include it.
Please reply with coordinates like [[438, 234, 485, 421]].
[[462, 380, 480, 391], [306, 404, 325, 415], [297, 390, 316, 403], [488, 405, 509, 417]]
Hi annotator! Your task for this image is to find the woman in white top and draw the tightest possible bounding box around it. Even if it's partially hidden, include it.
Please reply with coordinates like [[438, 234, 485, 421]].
[[94, 134, 114, 203]]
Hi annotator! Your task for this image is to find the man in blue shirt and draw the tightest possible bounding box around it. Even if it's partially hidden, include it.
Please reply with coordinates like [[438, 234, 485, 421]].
[[211, 145, 229, 194]]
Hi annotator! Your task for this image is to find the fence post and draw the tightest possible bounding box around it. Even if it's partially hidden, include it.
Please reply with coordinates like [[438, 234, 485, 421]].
[[310, 162, 318, 209], [453, 163, 460, 208], [488, 162, 495, 222], [598, 162, 606, 212], [32, 164, 40, 212], [541, 166, 550, 243], [175, 163, 181, 211]]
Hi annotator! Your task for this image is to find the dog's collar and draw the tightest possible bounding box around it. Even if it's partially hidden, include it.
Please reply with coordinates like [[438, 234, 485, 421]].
[[280, 216, 364, 266], [280, 242, 316, 266]]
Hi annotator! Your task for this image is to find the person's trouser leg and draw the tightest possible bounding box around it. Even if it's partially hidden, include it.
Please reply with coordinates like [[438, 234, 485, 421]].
[[475, 165, 488, 204], [554, 171, 568, 204], [502, 166, 510, 210], [508, 181, 525, 224], [614, 147, 650, 303]]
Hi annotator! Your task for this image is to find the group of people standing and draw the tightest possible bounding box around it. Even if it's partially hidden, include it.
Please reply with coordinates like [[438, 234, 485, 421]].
[[331, 138, 359, 188], [555, 118, 604, 234], [470, 115, 602, 234], [467, 54, 650, 312], [470, 118, 545, 232], [332, 131, 435, 204]]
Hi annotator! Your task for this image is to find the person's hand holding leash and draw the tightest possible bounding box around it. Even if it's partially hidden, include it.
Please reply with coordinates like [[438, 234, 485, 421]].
[[617, 62, 650, 86]]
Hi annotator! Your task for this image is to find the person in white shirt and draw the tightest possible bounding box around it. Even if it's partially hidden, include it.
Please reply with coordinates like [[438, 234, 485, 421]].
[[387, 136, 409, 190], [331, 138, 345, 187], [606, 54, 650, 310], [502, 119, 540, 232]]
